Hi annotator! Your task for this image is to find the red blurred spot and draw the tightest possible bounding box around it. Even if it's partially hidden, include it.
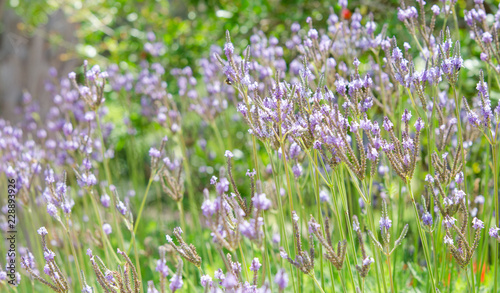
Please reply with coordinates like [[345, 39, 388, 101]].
[[342, 8, 352, 20], [473, 262, 488, 283]]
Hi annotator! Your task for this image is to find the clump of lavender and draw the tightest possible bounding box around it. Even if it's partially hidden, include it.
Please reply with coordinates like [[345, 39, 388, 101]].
[[463, 70, 499, 139], [382, 110, 422, 181], [280, 212, 314, 275], [225, 150, 257, 217], [366, 200, 408, 292], [444, 213, 483, 268], [430, 148, 464, 186], [43, 170, 74, 220], [308, 216, 347, 271], [438, 34, 463, 87], [367, 200, 409, 257], [159, 155, 184, 202], [314, 71, 382, 180], [21, 227, 69, 292], [203, 180, 243, 251], [165, 227, 202, 268], [464, 1, 500, 74], [427, 174, 464, 217], [427, 170, 484, 268], [68, 62, 108, 111], [200, 256, 265, 292], [274, 268, 288, 292], [87, 248, 141, 292]]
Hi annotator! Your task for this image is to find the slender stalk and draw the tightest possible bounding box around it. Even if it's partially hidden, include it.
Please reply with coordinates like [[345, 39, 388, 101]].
[[64, 218, 83, 290], [178, 132, 201, 231], [94, 110, 126, 250], [311, 274, 327, 293], [493, 143, 499, 293], [264, 143, 297, 293], [239, 243, 250, 282], [88, 189, 121, 263], [176, 200, 186, 232], [406, 179, 437, 292], [327, 173, 355, 292], [312, 150, 325, 288], [132, 173, 156, 237], [386, 254, 395, 293]]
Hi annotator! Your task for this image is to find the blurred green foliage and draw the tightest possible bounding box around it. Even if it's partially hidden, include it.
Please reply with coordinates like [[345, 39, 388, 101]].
[[6, 0, 405, 70], [7, 0, 498, 73]]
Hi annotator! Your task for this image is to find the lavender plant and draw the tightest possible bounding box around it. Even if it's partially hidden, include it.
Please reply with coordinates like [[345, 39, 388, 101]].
[[3, 0, 500, 293]]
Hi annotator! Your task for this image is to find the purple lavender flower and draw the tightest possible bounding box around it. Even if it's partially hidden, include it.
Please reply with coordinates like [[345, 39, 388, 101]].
[[319, 190, 329, 202], [274, 268, 288, 290], [431, 5, 440, 15], [169, 273, 184, 292], [201, 275, 213, 287], [443, 216, 456, 228], [308, 29, 318, 40], [44, 250, 55, 262], [363, 257, 375, 266], [224, 42, 234, 59], [216, 178, 229, 195], [37, 227, 48, 236], [252, 193, 271, 210], [156, 259, 169, 278], [231, 262, 242, 274], [116, 201, 127, 216], [402, 109, 412, 122], [367, 147, 378, 161], [392, 47, 403, 60], [379, 216, 392, 231], [414, 118, 424, 132], [472, 217, 484, 230], [149, 148, 161, 158], [490, 226, 500, 239], [292, 164, 303, 178], [222, 273, 238, 289], [250, 258, 262, 271], [444, 235, 454, 245], [422, 212, 433, 226], [105, 271, 115, 283], [102, 223, 112, 235], [224, 150, 234, 158], [482, 32, 493, 44], [100, 194, 111, 208], [383, 117, 393, 131], [455, 172, 464, 184], [272, 233, 280, 244]]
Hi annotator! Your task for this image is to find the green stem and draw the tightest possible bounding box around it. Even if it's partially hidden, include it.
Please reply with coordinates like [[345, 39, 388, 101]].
[[132, 174, 155, 236], [178, 132, 201, 231], [493, 143, 499, 293], [94, 110, 126, 251], [239, 243, 250, 282], [176, 200, 186, 232], [64, 219, 83, 290], [387, 254, 395, 293], [311, 275, 327, 293], [406, 179, 437, 292]]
